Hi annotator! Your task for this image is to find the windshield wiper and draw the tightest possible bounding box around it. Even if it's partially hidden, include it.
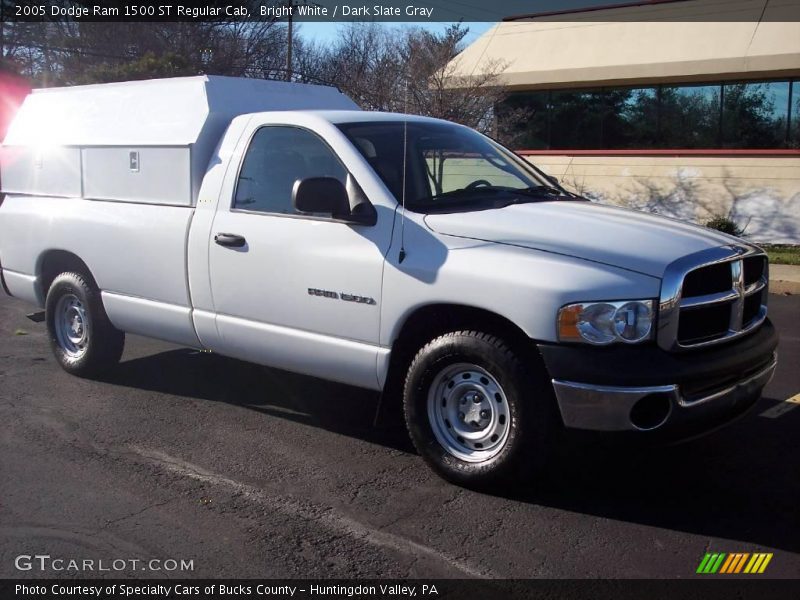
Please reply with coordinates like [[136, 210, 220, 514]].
[[424, 184, 565, 203], [515, 185, 566, 197], [410, 184, 572, 213], [424, 187, 505, 201]]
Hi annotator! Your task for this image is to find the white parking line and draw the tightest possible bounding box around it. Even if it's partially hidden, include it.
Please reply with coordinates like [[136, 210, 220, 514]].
[[126, 445, 492, 579], [759, 393, 800, 419]]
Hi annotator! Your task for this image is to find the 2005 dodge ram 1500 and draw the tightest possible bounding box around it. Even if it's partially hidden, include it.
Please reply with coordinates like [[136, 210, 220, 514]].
[[0, 76, 778, 486]]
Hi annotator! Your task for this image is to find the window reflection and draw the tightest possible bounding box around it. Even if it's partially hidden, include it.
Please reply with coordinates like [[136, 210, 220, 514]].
[[615, 88, 659, 149], [549, 90, 604, 149], [722, 81, 789, 148], [660, 85, 720, 148], [501, 79, 796, 150], [496, 92, 549, 150], [791, 81, 799, 148]]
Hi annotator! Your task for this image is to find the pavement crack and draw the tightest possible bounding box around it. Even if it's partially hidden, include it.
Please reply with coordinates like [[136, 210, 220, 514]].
[[98, 498, 177, 531]]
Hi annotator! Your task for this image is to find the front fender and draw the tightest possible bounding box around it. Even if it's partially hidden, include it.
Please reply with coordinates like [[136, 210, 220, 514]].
[[380, 225, 661, 346]]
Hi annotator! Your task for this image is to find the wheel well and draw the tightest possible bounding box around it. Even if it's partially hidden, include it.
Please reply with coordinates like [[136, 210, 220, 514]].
[[38, 250, 97, 301], [379, 304, 539, 414], [393, 304, 532, 364]]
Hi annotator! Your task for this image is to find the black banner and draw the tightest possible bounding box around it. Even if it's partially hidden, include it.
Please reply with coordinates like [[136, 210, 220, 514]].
[[3, 0, 800, 23], [2, 580, 799, 600]]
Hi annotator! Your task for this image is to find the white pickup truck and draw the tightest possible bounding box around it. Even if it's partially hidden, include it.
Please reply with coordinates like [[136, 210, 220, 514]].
[[0, 76, 778, 486]]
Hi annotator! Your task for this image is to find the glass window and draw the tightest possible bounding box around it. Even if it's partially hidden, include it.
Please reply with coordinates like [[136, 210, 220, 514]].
[[548, 90, 604, 149], [338, 120, 562, 213], [496, 92, 549, 149], [659, 84, 721, 148], [614, 88, 660, 149], [721, 81, 790, 148], [790, 81, 799, 147], [422, 147, 527, 196], [498, 80, 794, 150], [234, 126, 347, 214]]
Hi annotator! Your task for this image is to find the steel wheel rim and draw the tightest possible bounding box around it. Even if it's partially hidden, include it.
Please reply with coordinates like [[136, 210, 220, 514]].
[[54, 294, 89, 359], [427, 362, 511, 463]]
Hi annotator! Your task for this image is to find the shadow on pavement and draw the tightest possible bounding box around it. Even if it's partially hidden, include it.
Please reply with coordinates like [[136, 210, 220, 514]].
[[105, 348, 414, 453], [105, 346, 798, 555], [515, 406, 798, 554]]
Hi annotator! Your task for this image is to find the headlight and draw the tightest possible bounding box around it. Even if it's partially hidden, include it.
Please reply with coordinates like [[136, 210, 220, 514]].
[[557, 300, 654, 345]]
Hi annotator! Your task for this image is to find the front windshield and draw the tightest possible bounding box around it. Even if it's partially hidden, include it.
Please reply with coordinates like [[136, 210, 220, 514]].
[[337, 120, 573, 212]]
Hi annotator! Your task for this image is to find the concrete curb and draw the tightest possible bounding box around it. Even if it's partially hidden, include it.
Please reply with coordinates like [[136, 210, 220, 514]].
[[770, 280, 799, 295], [769, 264, 800, 295]]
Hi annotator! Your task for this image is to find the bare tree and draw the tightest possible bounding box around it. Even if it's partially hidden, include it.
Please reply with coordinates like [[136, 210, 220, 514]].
[[2, 15, 523, 139], [402, 24, 508, 132], [307, 23, 406, 111], [2, 1, 287, 86], [307, 23, 512, 134]]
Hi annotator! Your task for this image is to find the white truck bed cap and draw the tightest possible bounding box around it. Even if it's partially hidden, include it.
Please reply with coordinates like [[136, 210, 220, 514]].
[[3, 75, 359, 146], [1, 76, 360, 205]]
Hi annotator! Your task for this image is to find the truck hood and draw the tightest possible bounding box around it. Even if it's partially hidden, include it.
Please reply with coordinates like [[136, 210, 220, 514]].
[[423, 201, 739, 278]]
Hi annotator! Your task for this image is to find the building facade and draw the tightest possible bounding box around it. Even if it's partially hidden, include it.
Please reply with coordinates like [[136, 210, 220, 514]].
[[449, 0, 800, 243]]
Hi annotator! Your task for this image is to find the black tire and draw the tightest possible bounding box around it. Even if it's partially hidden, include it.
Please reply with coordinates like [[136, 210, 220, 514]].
[[403, 330, 556, 488], [45, 272, 124, 377]]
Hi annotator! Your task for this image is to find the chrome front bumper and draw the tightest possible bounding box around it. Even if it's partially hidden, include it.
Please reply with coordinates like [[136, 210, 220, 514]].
[[552, 353, 777, 432]]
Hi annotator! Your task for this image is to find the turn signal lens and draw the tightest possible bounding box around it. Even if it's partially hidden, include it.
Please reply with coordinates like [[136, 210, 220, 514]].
[[557, 304, 582, 340]]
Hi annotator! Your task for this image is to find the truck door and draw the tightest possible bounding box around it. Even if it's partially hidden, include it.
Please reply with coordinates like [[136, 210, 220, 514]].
[[206, 124, 392, 390]]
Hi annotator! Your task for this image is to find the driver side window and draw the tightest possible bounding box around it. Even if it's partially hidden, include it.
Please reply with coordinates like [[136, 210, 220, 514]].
[[234, 126, 347, 215]]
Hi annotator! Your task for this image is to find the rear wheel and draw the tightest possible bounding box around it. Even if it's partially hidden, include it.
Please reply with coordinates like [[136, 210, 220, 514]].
[[403, 330, 556, 488], [45, 272, 124, 377]]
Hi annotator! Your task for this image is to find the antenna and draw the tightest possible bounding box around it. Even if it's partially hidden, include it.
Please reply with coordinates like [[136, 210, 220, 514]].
[[398, 73, 409, 264]]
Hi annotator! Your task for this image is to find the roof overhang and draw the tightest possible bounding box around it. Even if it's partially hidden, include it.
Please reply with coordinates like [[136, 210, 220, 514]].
[[446, 0, 800, 90]]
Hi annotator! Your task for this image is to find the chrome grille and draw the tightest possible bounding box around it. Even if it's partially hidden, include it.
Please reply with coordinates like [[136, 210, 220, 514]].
[[658, 245, 768, 351]]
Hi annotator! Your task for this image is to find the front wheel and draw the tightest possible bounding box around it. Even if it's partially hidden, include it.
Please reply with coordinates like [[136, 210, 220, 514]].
[[45, 272, 125, 377], [403, 331, 556, 488]]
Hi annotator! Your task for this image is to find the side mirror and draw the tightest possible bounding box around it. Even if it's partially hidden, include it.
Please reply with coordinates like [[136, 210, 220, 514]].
[[292, 177, 350, 217], [545, 174, 560, 186], [292, 177, 376, 225]]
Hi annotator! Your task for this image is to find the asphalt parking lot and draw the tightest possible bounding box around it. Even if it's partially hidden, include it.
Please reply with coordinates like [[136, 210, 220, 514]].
[[0, 291, 798, 579]]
